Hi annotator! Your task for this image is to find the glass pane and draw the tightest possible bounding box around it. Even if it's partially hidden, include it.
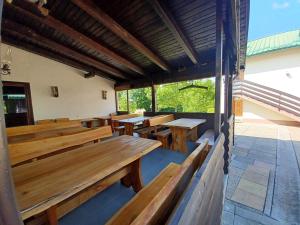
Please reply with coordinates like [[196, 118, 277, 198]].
[[128, 87, 152, 113], [116, 90, 128, 111], [156, 78, 215, 113]]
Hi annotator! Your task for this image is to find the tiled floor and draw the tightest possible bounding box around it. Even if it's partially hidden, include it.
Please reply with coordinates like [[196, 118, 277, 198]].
[[223, 122, 300, 225]]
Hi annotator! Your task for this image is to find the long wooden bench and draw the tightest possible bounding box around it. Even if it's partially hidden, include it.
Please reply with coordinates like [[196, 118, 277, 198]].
[[6, 120, 82, 137], [9, 126, 112, 166], [196, 129, 215, 149], [106, 139, 209, 225]]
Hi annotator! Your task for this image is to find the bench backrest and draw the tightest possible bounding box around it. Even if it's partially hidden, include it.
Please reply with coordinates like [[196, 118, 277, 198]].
[[55, 118, 70, 122], [168, 134, 225, 225], [148, 114, 175, 127], [111, 114, 139, 121], [129, 139, 210, 225], [6, 120, 82, 137], [36, 119, 56, 124], [9, 126, 112, 166]]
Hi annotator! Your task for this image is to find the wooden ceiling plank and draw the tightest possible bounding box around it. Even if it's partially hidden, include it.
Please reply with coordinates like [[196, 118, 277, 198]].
[[71, 0, 170, 72], [149, 0, 199, 64], [5, 2, 145, 75], [2, 19, 128, 80]]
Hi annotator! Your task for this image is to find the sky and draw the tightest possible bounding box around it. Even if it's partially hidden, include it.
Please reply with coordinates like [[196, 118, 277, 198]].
[[248, 0, 300, 41]]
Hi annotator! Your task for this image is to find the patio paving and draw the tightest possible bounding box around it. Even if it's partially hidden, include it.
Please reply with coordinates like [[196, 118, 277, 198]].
[[222, 122, 300, 225]]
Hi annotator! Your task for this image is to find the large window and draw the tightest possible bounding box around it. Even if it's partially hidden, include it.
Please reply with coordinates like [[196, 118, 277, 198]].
[[156, 79, 215, 113], [128, 87, 152, 113], [116, 90, 128, 111]]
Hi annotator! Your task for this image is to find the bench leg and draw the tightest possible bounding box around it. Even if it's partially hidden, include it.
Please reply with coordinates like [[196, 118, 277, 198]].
[[190, 127, 198, 141], [120, 159, 143, 192], [46, 206, 58, 225], [157, 136, 169, 148], [124, 123, 134, 136]]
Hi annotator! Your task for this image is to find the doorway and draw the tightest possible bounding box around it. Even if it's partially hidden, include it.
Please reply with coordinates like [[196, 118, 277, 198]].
[[2, 81, 34, 127]]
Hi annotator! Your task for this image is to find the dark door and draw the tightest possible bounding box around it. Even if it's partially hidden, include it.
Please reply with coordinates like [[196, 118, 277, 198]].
[[2, 81, 34, 127]]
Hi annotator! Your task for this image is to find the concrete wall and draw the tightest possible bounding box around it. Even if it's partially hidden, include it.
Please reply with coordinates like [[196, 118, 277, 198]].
[[242, 47, 300, 121], [1, 44, 116, 121]]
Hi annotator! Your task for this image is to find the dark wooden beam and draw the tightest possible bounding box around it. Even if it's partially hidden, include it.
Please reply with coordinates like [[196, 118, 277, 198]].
[[149, 0, 198, 64], [2, 19, 127, 80], [5, 1, 145, 75], [71, 0, 170, 72], [214, 0, 223, 140], [2, 35, 120, 81]]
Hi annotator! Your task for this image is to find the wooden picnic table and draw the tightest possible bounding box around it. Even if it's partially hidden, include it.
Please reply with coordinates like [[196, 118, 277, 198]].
[[94, 115, 111, 126], [12, 135, 161, 224], [118, 116, 151, 135], [79, 118, 99, 128], [163, 118, 206, 153], [8, 126, 90, 144]]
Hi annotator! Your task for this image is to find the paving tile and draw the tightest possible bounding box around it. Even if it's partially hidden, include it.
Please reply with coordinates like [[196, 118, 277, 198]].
[[243, 170, 269, 186], [234, 215, 263, 225], [247, 165, 270, 177], [253, 161, 274, 171], [231, 188, 265, 211], [238, 179, 267, 198], [224, 199, 235, 213], [222, 210, 234, 225]]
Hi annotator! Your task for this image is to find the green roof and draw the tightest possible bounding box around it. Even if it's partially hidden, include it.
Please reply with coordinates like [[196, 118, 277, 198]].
[[247, 30, 300, 57]]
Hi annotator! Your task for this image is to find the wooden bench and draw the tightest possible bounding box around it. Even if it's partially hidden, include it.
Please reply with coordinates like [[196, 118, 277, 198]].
[[55, 117, 70, 122], [9, 126, 112, 166], [150, 114, 175, 148], [111, 114, 139, 135], [106, 139, 210, 225], [36, 119, 56, 124], [196, 129, 215, 149], [6, 120, 82, 137]]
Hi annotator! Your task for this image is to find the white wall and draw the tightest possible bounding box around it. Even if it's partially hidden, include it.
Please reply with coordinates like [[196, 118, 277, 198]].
[[244, 48, 300, 97], [1, 44, 116, 121]]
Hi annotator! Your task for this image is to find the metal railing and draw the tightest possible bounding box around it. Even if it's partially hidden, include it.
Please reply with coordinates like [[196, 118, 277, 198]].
[[233, 80, 300, 119]]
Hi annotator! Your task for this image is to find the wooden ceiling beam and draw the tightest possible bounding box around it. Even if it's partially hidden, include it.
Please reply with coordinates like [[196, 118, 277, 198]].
[[71, 0, 170, 72], [2, 36, 120, 81], [149, 0, 199, 64], [5, 1, 145, 75], [2, 19, 128, 80]]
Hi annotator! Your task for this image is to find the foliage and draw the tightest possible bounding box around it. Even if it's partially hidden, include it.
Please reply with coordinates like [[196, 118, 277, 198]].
[[116, 79, 215, 113]]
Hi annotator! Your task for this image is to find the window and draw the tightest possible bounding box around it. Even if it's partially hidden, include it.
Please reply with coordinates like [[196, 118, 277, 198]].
[[128, 87, 152, 113], [116, 90, 128, 111], [156, 79, 215, 113]]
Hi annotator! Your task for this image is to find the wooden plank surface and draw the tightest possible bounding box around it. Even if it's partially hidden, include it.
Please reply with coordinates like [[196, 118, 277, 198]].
[[111, 114, 140, 121], [9, 126, 113, 166], [6, 121, 82, 137], [163, 118, 206, 129], [148, 114, 175, 127], [12, 135, 161, 220], [118, 116, 150, 124], [8, 127, 89, 144]]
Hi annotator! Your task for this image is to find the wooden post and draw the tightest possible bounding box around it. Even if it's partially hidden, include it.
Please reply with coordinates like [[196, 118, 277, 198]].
[[0, 1, 24, 224], [214, 0, 223, 140], [126, 90, 129, 113], [151, 84, 156, 114]]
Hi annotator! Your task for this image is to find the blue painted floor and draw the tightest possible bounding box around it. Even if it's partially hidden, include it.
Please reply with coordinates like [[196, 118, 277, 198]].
[[59, 142, 197, 225]]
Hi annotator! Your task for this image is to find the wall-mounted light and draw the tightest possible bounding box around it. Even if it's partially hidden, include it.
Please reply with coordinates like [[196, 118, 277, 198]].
[[102, 90, 107, 100], [51, 86, 59, 97], [1, 47, 12, 76]]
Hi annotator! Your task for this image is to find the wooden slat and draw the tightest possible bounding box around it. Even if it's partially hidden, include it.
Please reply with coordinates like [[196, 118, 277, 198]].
[[5, 2, 145, 75], [6, 121, 82, 137], [148, 0, 198, 64], [163, 118, 206, 129], [9, 126, 113, 166], [2, 19, 127, 79], [71, 0, 170, 72], [36, 119, 55, 124], [12, 135, 161, 220], [111, 114, 140, 121]]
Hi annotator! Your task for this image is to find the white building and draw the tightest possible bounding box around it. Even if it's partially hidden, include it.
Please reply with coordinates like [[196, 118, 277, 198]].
[[235, 30, 300, 124]]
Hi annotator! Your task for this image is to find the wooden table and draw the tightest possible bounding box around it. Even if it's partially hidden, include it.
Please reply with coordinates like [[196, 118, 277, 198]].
[[94, 116, 111, 126], [12, 135, 161, 224], [118, 116, 150, 135], [8, 127, 89, 144], [163, 118, 206, 153], [80, 118, 99, 128]]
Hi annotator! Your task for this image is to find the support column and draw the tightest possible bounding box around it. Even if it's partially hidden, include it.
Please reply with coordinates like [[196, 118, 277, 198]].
[[214, 0, 223, 140], [151, 84, 156, 114]]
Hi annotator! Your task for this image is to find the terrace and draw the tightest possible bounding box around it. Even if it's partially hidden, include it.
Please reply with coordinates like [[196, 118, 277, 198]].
[[1, 0, 286, 225]]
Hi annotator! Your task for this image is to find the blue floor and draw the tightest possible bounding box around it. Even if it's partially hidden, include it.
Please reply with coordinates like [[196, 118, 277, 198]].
[[59, 142, 197, 225]]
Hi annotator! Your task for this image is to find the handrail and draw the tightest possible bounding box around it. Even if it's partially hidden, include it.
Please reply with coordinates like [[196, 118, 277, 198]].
[[233, 80, 300, 118]]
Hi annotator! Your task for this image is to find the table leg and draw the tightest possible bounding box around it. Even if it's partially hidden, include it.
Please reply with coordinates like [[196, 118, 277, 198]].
[[99, 119, 106, 126], [170, 127, 189, 153], [86, 121, 93, 128], [120, 159, 143, 192], [190, 127, 198, 141], [125, 123, 134, 136], [46, 206, 58, 225]]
